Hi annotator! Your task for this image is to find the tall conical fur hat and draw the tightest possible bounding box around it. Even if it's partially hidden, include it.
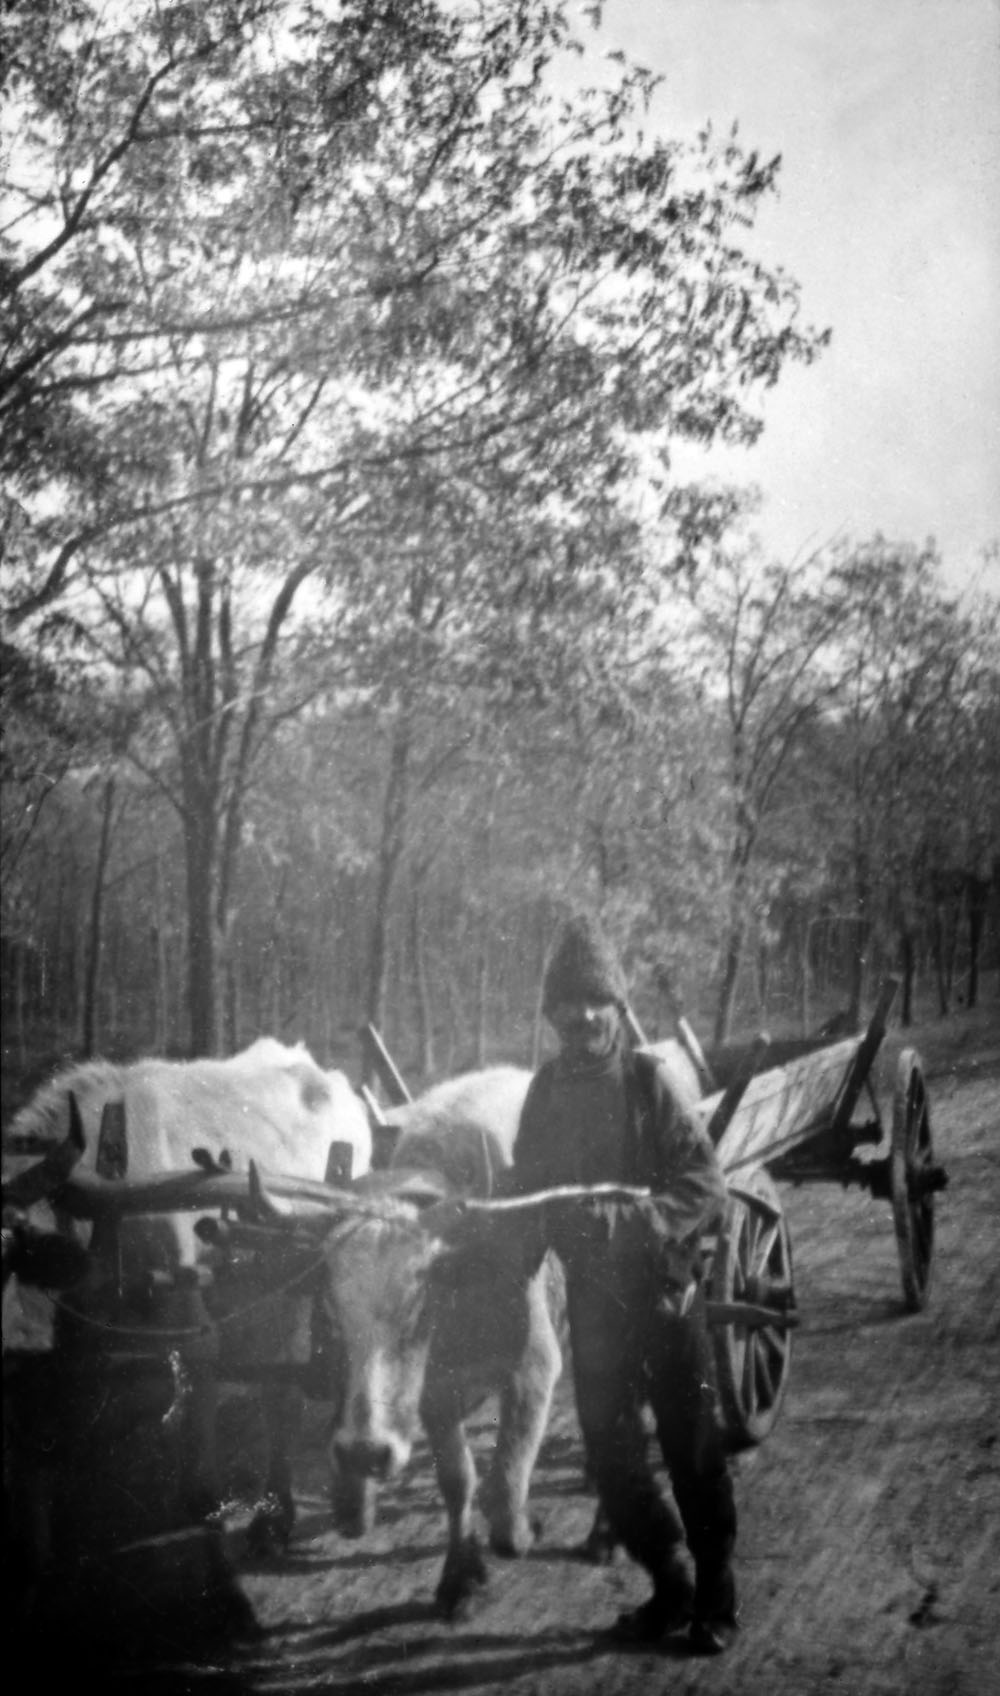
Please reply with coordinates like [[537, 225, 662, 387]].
[[542, 914, 628, 1016]]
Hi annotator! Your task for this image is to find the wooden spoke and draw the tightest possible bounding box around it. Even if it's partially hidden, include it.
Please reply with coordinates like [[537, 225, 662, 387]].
[[710, 1167, 795, 1448]]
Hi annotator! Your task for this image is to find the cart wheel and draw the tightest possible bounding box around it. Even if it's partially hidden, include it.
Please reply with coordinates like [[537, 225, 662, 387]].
[[710, 1167, 794, 1449], [891, 1049, 936, 1312]]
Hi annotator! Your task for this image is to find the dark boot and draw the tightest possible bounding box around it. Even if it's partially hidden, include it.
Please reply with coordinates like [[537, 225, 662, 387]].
[[606, 1549, 694, 1644], [689, 1560, 738, 1654]]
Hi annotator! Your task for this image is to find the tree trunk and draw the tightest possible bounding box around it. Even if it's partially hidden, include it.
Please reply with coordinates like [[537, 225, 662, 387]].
[[51, 871, 66, 1025], [944, 883, 962, 1009], [754, 940, 770, 1020], [797, 914, 812, 1036], [898, 927, 916, 1027], [14, 941, 26, 1069], [930, 889, 951, 1018], [967, 874, 990, 1011], [714, 841, 754, 1046], [366, 717, 412, 1036], [442, 970, 460, 1076], [183, 806, 219, 1056], [713, 911, 746, 1047], [410, 880, 435, 1081], [81, 776, 116, 1059], [154, 852, 170, 1053], [474, 927, 489, 1069], [221, 937, 239, 1054], [845, 833, 872, 1031], [532, 929, 556, 1070], [846, 916, 869, 1031]]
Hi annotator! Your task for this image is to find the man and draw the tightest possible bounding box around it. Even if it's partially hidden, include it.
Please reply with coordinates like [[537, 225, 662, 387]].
[[508, 913, 738, 1655]]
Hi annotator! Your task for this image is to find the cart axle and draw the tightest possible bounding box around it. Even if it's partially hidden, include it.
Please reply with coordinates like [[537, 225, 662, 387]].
[[908, 1163, 949, 1197], [707, 1299, 801, 1332]]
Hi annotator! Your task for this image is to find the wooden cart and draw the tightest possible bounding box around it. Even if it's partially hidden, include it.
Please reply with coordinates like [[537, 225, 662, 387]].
[[668, 979, 948, 1448]]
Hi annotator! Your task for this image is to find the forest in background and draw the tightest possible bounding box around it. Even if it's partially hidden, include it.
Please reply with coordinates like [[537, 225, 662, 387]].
[[3, 2, 998, 1097]]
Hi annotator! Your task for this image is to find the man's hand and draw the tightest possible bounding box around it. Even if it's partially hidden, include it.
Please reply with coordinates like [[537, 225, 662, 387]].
[[604, 1196, 701, 1296]]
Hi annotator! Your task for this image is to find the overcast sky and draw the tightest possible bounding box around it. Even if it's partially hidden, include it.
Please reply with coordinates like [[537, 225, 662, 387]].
[[562, 0, 1000, 595]]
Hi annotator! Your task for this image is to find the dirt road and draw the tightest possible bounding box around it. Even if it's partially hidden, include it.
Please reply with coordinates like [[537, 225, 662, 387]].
[[16, 1016, 1000, 1695]]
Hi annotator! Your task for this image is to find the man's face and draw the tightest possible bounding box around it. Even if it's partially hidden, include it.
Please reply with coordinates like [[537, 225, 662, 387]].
[[548, 998, 621, 1061]]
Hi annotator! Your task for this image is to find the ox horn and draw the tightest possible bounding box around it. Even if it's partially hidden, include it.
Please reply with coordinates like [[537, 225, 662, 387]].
[[247, 1160, 352, 1231], [248, 1159, 295, 1225]]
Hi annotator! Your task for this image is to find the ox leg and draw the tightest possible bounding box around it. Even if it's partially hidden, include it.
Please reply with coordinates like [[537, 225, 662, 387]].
[[579, 1500, 619, 1565], [3, 1355, 60, 1589], [481, 1274, 562, 1558], [422, 1407, 488, 1619], [176, 1356, 220, 1523], [247, 1377, 301, 1554], [161, 1272, 221, 1523], [329, 1453, 378, 1541]]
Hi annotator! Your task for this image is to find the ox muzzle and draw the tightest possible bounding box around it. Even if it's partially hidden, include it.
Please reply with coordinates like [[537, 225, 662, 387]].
[[332, 1430, 409, 1484]]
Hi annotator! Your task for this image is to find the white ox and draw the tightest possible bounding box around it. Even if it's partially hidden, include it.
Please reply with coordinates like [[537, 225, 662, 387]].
[[258, 1064, 565, 1616], [3, 1038, 372, 1545]]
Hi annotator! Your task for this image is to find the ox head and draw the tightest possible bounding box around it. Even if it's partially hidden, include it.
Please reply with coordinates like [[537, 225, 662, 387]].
[[307, 1179, 661, 1507], [324, 1204, 445, 1487], [250, 1164, 531, 1529]]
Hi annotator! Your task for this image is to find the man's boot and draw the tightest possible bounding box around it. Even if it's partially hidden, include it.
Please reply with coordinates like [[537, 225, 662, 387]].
[[689, 1561, 738, 1654], [606, 1548, 695, 1644]]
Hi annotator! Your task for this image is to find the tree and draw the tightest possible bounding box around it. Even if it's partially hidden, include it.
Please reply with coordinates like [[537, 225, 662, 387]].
[[658, 490, 847, 1041], [3, 0, 828, 1053], [821, 539, 982, 1024]]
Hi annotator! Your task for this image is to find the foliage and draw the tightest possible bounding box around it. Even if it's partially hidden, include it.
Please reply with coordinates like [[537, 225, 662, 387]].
[[2, 0, 829, 1053]]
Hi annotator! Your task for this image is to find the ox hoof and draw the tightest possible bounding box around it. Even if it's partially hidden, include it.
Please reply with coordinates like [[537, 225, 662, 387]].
[[578, 1527, 619, 1566], [576, 1503, 619, 1565], [329, 1471, 376, 1539], [184, 1486, 223, 1527], [488, 1512, 542, 1559], [435, 1535, 489, 1619], [246, 1494, 295, 1556]]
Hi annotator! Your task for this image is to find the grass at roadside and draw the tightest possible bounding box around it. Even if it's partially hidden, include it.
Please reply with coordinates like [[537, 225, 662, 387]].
[[877, 993, 1000, 1091]]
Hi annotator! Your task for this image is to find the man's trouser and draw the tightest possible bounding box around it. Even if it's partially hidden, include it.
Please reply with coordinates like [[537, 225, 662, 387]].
[[567, 1279, 736, 1601]]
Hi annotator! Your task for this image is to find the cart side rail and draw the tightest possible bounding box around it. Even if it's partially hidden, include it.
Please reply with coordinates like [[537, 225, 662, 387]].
[[700, 979, 899, 1178], [704, 1036, 865, 1176]]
